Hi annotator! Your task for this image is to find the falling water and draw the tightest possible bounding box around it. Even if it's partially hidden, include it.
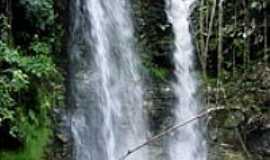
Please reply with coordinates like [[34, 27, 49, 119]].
[[68, 0, 148, 160], [166, 0, 207, 160]]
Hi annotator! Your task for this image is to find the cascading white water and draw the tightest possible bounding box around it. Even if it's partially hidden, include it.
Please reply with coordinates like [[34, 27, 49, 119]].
[[166, 0, 207, 160], [68, 0, 148, 160]]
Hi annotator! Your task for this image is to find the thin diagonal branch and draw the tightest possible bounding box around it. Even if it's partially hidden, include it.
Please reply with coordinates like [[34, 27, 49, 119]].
[[119, 106, 241, 160]]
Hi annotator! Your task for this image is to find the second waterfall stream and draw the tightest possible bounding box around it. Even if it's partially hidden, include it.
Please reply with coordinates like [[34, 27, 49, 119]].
[[166, 0, 207, 160]]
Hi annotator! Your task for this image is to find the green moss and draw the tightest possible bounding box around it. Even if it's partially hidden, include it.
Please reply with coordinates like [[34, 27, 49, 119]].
[[0, 122, 52, 160], [150, 67, 169, 81], [223, 151, 245, 160], [142, 55, 170, 81]]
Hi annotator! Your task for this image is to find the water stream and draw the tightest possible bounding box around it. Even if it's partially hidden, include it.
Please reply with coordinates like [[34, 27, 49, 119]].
[[166, 0, 207, 160], [68, 0, 148, 160]]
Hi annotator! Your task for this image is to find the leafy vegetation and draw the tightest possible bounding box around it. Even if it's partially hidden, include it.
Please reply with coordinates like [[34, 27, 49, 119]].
[[191, 0, 270, 159], [0, 122, 51, 160], [192, 0, 269, 78], [0, 0, 64, 159], [132, 0, 174, 81]]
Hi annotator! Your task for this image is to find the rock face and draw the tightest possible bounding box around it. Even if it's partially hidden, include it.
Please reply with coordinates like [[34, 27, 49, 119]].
[[206, 64, 270, 160], [48, 1, 73, 160], [146, 82, 175, 133], [54, 0, 69, 25], [241, 65, 270, 159], [248, 130, 270, 157], [131, 0, 175, 127], [131, 1, 177, 160]]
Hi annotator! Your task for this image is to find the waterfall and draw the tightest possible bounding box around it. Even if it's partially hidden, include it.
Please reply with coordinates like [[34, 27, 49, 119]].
[[68, 0, 148, 160], [166, 0, 207, 160]]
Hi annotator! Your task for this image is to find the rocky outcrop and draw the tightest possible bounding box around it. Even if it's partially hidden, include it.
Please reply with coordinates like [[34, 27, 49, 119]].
[[131, 1, 176, 159], [246, 114, 270, 158], [47, 1, 72, 160], [46, 108, 73, 160]]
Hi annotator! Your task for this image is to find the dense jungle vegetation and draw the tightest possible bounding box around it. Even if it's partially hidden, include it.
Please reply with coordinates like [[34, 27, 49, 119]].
[[0, 0, 65, 159], [192, 1, 270, 159], [0, 0, 269, 160]]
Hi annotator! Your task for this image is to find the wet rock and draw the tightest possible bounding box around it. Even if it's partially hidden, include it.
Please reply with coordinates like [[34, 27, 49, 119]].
[[246, 115, 270, 158], [56, 134, 69, 144], [145, 81, 175, 133], [247, 130, 270, 157]]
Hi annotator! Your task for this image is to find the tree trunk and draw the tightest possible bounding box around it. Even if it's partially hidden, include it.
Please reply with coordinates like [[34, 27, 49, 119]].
[[264, 6, 268, 64], [203, 0, 217, 79], [232, 2, 237, 78], [243, 0, 250, 71], [217, 0, 224, 79], [216, 0, 224, 107], [199, 0, 207, 79], [0, 0, 13, 45]]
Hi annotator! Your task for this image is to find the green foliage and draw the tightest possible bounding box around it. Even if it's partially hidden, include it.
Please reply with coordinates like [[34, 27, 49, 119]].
[[0, 42, 63, 157], [30, 41, 51, 55], [193, 0, 270, 110], [18, 0, 54, 30], [149, 67, 169, 81], [0, 123, 51, 160], [0, 0, 65, 158], [132, 0, 174, 81], [0, 15, 10, 40], [192, 1, 270, 158], [153, 68, 169, 80], [193, 0, 269, 77], [0, 40, 63, 140]]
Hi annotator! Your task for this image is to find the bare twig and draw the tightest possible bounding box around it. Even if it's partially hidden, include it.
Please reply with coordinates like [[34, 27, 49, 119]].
[[119, 106, 240, 160], [235, 127, 252, 159]]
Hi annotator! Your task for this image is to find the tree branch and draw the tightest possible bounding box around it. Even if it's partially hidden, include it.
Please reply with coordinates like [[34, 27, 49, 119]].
[[119, 106, 241, 160]]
